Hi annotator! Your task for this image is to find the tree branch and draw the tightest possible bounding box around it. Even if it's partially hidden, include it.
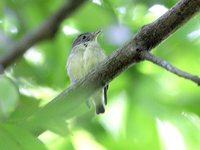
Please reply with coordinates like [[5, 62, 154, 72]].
[[139, 51, 200, 85], [0, 0, 87, 71], [22, 0, 200, 130]]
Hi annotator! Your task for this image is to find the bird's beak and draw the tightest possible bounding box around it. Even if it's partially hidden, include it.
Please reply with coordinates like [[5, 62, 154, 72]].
[[94, 30, 102, 39]]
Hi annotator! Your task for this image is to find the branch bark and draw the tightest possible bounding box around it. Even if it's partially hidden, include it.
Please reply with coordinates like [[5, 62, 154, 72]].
[[140, 51, 200, 85], [0, 0, 87, 71], [23, 0, 200, 129]]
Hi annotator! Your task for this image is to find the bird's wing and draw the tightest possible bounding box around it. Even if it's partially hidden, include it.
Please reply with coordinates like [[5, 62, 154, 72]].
[[66, 47, 85, 82]]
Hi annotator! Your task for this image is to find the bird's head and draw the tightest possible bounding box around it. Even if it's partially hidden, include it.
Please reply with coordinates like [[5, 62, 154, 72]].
[[72, 30, 101, 48]]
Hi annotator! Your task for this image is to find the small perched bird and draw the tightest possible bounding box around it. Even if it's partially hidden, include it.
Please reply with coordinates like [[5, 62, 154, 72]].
[[66, 30, 108, 114]]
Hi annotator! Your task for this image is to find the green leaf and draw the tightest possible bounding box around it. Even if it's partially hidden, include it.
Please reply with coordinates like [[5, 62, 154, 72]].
[[9, 95, 41, 122], [0, 123, 47, 150], [0, 76, 19, 120]]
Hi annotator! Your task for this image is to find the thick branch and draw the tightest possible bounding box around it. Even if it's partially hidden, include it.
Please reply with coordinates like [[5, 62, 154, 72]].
[[135, 0, 200, 51], [23, 0, 200, 129], [0, 0, 87, 71], [140, 51, 200, 85]]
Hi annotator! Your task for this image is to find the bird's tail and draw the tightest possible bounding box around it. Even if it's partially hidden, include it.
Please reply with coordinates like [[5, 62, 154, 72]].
[[96, 103, 105, 114], [93, 89, 106, 114]]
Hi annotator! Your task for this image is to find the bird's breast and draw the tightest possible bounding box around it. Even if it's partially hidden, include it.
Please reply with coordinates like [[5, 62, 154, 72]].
[[83, 43, 103, 72], [67, 42, 106, 82]]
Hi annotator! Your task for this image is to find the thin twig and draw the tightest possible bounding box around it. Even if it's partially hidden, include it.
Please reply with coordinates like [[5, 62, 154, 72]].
[[0, 0, 87, 72], [140, 51, 200, 85]]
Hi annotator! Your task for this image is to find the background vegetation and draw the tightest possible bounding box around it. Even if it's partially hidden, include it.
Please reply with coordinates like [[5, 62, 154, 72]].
[[1, 0, 200, 149]]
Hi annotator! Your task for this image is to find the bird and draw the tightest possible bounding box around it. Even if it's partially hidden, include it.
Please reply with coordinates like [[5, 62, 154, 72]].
[[66, 30, 108, 114]]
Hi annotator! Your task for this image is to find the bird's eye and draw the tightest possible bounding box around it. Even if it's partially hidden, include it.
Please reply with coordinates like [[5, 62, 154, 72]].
[[82, 35, 86, 39]]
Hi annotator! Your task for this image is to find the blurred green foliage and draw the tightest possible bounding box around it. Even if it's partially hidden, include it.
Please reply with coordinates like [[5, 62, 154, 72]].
[[1, 0, 200, 149]]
